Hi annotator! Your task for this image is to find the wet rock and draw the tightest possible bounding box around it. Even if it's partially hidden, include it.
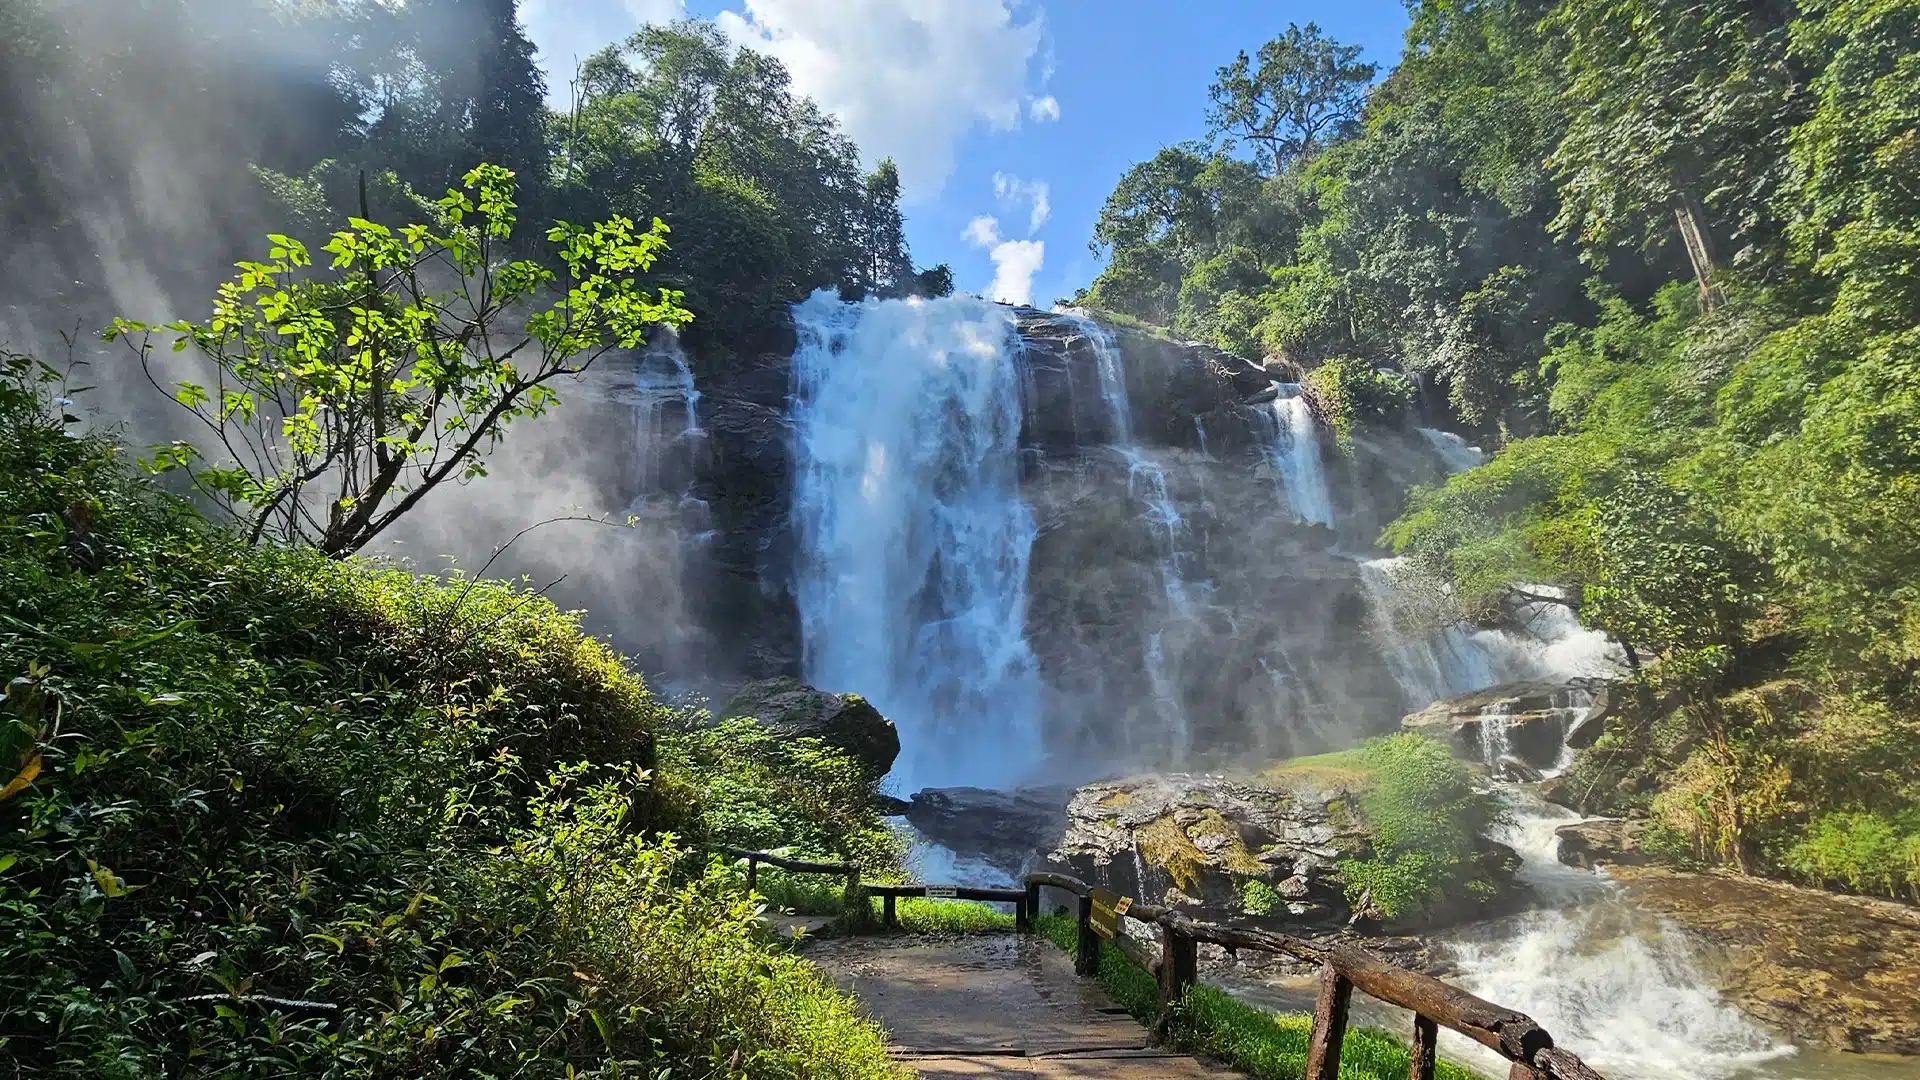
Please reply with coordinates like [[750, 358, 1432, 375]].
[[721, 677, 900, 780], [1612, 867, 1920, 1055], [901, 786, 1073, 877], [1400, 680, 1602, 771], [1495, 754, 1545, 784], [1553, 818, 1655, 869]]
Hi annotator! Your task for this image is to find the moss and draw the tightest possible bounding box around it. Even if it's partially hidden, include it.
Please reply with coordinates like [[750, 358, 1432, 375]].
[[1099, 790, 1137, 808], [1190, 809, 1268, 875], [1138, 814, 1210, 893]]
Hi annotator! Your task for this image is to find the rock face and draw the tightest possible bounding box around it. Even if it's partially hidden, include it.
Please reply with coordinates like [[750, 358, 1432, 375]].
[[1401, 680, 1605, 772], [1612, 867, 1920, 1055], [1553, 818, 1656, 869], [721, 677, 900, 779], [590, 300, 1477, 771], [1043, 772, 1373, 927]]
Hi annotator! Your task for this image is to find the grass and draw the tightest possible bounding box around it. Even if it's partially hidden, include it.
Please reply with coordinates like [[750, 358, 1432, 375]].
[[1033, 915, 1484, 1080], [0, 356, 905, 1079]]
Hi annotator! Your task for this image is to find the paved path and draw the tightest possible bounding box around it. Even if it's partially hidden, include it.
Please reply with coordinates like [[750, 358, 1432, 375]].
[[808, 933, 1235, 1079]]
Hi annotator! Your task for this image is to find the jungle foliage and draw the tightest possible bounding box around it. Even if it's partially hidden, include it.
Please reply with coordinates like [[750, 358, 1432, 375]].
[[0, 356, 904, 1077], [1087, 0, 1920, 899]]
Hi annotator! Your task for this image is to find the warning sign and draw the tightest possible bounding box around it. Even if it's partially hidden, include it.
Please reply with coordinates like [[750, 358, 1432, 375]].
[[1089, 888, 1134, 939]]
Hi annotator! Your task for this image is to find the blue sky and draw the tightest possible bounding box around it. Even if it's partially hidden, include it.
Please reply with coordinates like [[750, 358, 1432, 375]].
[[520, 0, 1412, 306]]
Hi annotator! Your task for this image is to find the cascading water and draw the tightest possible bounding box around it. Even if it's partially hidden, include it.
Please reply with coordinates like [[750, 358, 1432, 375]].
[[1074, 314, 1197, 768], [1440, 790, 1796, 1080], [1417, 426, 1486, 474], [633, 330, 702, 491], [1261, 385, 1336, 527], [788, 290, 1044, 792]]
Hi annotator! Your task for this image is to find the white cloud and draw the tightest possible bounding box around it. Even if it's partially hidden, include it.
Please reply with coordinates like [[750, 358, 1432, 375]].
[[992, 172, 1050, 234], [1028, 95, 1060, 123], [521, 0, 687, 104], [715, 0, 1047, 201], [962, 215, 1045, 306]]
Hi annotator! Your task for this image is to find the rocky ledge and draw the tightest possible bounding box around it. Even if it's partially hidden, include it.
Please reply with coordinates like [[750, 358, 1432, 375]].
[[907, 768, 1523, 933], [1401, 680, 1612, 775], [1610, 866, 1920, 1056]]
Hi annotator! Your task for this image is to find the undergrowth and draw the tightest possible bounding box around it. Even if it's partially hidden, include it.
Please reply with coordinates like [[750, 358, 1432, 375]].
[[0, 354, 902, 1078], [1034, 915, 1482, 1080]]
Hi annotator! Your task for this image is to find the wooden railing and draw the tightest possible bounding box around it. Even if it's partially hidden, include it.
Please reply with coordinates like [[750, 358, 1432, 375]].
[[718, 850, 1607, 1080]]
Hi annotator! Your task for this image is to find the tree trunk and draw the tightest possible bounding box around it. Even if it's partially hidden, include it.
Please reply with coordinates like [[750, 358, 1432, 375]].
[[1672, 189, 1725, 311]]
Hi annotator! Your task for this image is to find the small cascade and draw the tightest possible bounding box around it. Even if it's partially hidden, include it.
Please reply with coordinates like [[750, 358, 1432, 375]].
[[788, 290, 1044, 792], [1443, 788, 1796, 1080], [1359, 558, 1622, 712], [1075, 314, 1198, 768], [632, 330, 703, 495], [1418, 426, 1486, 474], [1478, 702, 1516, 774], [1259, 385, 1336, 526]]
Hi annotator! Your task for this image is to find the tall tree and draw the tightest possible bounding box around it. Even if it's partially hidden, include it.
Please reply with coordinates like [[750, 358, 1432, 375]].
[[1206, 22, 1377, 172]]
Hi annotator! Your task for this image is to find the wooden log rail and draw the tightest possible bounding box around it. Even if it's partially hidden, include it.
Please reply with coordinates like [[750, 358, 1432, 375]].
[[716, 851, 1607, 1080]]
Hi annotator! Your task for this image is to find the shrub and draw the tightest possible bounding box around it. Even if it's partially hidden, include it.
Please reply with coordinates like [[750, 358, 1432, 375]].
[[1304, 356, 1414, 450], [1783, 810, 1920, 901], [1337, 735, 1503, 919], [0, 358, 898, 1078]]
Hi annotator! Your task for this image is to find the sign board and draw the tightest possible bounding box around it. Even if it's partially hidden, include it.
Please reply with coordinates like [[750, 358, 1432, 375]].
[[925, 886, 958, 899], [1089, 888, 1134, 940]]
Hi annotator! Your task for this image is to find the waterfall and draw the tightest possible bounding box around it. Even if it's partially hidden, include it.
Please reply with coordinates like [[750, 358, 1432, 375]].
[[632, 330, 703, 496], [1417, 426, 1485, 474], [1260, 385, 1336, 526], [1074, 314, 1196, 767], [788, 290, 1044, 792], [1443, 791, 1795, 1080], [1359, 557, 1621, 711]]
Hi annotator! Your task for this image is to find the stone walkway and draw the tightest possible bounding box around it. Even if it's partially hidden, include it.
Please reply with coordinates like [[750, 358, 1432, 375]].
[[807, 933, 1235, 1079]]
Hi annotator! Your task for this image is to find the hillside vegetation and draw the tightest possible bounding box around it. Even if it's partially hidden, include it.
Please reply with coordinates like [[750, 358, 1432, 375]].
[[1082, 0, 1920, 902], [0, 355, 901, 1077]]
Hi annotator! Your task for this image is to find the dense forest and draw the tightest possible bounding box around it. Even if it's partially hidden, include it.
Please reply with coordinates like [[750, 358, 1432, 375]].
[[1080, 0, 1920, 898]]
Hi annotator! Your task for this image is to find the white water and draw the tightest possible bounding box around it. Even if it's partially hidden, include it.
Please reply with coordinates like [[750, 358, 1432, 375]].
[[788, 291, 1044, 792], [632, 330, 703, 493], [1076, 315, 1197, 767], [1262, 385, 1336, 526], [1359, 557, 1620, 710], [1443, 792, 1796, 1080], [1418, 426, 1486, 474]]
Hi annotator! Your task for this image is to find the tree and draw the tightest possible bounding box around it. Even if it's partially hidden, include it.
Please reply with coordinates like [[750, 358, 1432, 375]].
[[1206, 22, 1376, 172], [108, 165, 691, 556]]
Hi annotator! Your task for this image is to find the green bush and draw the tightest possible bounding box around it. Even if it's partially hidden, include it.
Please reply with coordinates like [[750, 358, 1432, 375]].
[[0, 357, 900, 1078], [1337, 735, 1503, 919], [1304, 356, 1415, 451], [1783, 811, 1920, 901]]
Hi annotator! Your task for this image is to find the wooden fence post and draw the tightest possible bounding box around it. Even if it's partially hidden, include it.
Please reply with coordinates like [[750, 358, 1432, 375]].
[[1158, 926, 1197, 1016], [1021, 881, 1040, 932], [1409, 1014, 1437, 1080], [745, 858, 757, 894], [1074, 894, 1100, 977], [882, 892, 897, 928], [1305, 961, 1353, 1080]]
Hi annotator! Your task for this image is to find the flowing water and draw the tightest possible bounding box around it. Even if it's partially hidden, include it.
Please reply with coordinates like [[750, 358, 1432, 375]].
[[788, 291, 1044, 792], [1262, 384, 1336, 526], [1417, 426, 1486, 474]]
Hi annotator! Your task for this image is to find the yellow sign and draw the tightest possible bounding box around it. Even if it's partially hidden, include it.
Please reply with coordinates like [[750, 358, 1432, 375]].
[[1089, 887, 1134, 940]]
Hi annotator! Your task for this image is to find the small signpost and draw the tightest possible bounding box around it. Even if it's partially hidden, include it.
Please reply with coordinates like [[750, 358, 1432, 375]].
[[926, 886, 957, 899], [1089, 887, 1133, 940]]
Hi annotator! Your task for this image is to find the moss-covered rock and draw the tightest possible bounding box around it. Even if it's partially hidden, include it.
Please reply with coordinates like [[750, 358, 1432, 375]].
[[721, 677, 900, 781]]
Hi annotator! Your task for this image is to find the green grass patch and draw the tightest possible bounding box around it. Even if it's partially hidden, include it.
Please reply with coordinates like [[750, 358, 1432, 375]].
[[1033, 915, 1483, 1080], [874, 896, 1018, 934]]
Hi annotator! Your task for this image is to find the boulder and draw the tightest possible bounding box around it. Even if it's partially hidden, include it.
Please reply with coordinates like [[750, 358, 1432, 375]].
[[1613, 866, 1920, 1055], [902, 786, 1074, 877], [721, 677, 900, 779], [1553, 818, 1655, 869]]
